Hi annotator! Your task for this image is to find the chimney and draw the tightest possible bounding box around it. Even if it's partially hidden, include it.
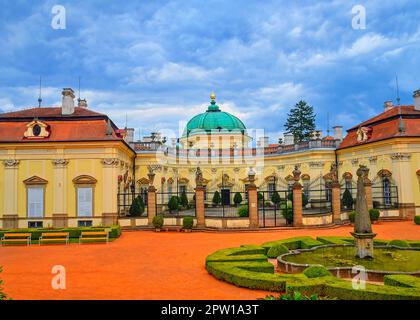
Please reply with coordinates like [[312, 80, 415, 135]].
[[62, 88, 75, 115], [333, 126, 343, 141], [413, 90, 420, 111], [124, 128, 134, 145], [284, 133, 294, 145], [257, 136, 269, 148], [78, 98, 88, 108], [384, 101, 393, 112]]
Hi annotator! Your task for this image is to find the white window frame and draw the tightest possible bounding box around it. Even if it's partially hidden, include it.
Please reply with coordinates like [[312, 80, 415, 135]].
[[77, 186, 93, 217], [27, 186, 44, 218]]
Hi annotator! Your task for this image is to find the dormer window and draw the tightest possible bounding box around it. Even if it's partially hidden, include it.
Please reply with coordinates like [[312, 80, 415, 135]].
[[24, 120, 50, 139]]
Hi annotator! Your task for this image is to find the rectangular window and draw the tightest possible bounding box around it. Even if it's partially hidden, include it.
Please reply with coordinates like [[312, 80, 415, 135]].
[[28, 221, 43, 228], [78, 220, 93, 227], [77, 187, 93, 217], [27, 187, 44, 218], [179, 185, 187, 194], [268, 183, 276, 198]]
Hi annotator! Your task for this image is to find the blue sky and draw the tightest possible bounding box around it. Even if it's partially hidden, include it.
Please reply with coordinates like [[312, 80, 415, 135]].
[[0, 0, 419, 142]]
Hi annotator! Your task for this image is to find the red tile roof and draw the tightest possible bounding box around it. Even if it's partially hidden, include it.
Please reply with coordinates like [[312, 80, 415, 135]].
[[339, 105, 420, 149], [0, 106, 126, 143], [0, 106, 106, 119]]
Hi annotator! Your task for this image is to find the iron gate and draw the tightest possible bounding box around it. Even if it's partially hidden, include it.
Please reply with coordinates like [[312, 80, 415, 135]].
[[258, 190, 292, 227]]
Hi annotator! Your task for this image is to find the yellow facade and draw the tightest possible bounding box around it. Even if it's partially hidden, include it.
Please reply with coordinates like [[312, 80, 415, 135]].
[[0, 141, 134, 229]]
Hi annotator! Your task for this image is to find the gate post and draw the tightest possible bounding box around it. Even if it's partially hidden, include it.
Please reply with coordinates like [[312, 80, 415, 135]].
[[292, 166, 303, 227], [147, 171, 157, 226], [332, 182, 342, 224], [195, 186, 205, 228], [364, 178, 373, 210], [247, 169, 258, 229]]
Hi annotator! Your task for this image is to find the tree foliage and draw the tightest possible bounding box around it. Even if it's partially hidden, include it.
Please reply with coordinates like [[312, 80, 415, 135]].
[[233, 192, 243, 206], [212, 191, 221, 205], [129, 196, 145, 216], [284, 100, 316, 143]]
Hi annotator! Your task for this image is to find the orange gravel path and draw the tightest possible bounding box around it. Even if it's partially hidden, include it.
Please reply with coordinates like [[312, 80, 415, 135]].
[[1, 221, 419, 300]]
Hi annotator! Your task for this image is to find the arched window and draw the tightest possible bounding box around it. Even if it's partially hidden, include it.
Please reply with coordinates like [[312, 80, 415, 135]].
[[382, 177, 391, 206]]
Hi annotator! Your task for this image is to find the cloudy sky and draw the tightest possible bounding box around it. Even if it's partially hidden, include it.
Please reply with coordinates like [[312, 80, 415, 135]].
[[0, 0, 419, 142]]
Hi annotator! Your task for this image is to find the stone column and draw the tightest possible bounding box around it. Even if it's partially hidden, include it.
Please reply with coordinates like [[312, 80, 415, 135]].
[[246, 168, 258, 229], [195, 186, 205, 228], [101, 158, 119, 225], [331, 182, 342, 223], [391, 153, 415, 220], [291, 166, 303, 227], [147, 186, 157, 225], [364, 179, 373, 210], [292, 184, 303, 227]]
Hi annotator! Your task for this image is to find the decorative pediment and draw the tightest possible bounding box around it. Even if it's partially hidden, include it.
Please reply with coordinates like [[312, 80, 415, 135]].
[[301, 174, 310, 181], [377, 169, 392, 178], [285, 174, 294, 182], [137, 177, 150, 185], [323, 173, 332, 181], [23, 175, 48, 185], [73, 175, 97, 185], [178, 177, 189, 184], [217, 174, 234, 188], [264, 174, 278, 182], [342, 172, 353, 180], [24, 120, 50, 139]]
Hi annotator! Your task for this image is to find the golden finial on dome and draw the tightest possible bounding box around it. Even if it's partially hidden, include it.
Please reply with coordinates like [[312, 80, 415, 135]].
[[210, 92, 216, 101]]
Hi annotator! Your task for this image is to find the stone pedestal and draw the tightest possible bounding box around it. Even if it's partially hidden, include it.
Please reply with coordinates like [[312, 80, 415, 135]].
[[147, 186, 157, 226], [195, 186, 205, 227], [102, 213, 118, 226], [351, 232, 377, 258], [331, 183, 341, 223], [2, 214, 18, 229], [399, 203, 415, 220], [52, 214, 68, 228]]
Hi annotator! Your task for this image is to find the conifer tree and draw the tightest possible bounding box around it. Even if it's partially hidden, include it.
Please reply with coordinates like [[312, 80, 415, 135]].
[[284, 100, 316, 143]]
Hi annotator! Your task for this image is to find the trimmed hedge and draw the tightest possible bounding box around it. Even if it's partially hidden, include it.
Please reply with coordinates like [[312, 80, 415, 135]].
[[262, 236, 323, 252], [0, 225, 121, 240], [387, 239, 410, 248], [303, 266, 332, 278], [384, 275, 420, 289], [267, 244, 289, 259], [415, 216, 420, 225], [206, 236, 420, 300], [182, 216, 194, 229]]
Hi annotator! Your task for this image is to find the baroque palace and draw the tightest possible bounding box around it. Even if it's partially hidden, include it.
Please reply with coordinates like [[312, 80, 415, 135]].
[[0, 89, 419, 229]]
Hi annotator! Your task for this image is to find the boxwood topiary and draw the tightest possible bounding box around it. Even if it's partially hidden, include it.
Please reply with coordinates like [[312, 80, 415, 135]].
[[237, 205, 249, 217], [183, 216, 194, 229], [348, 211, 356, 223], [267, 244, 289, 258], [415, 216, 420, 225], [152, 214, 164, 229], [387, 240, 410, 248], [369, 209, 380, 222], [303, 265, 332, 278]]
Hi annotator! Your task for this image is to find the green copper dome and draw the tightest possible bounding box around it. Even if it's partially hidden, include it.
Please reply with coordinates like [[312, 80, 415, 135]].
[[182, 94, 247, 137]]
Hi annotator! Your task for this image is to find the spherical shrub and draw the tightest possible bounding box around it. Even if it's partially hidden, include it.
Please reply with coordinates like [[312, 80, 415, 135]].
[[237, 205, 249, 217], [387, 240, 410, 248], [182, 216, 194, 229], [369, 209, 380, 222], [348, 211, 357, 223], [414, 216, 420, 225], [267, 244, 289, 258], [303, 265, 332, 278], [152, 214, 164, 229]]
